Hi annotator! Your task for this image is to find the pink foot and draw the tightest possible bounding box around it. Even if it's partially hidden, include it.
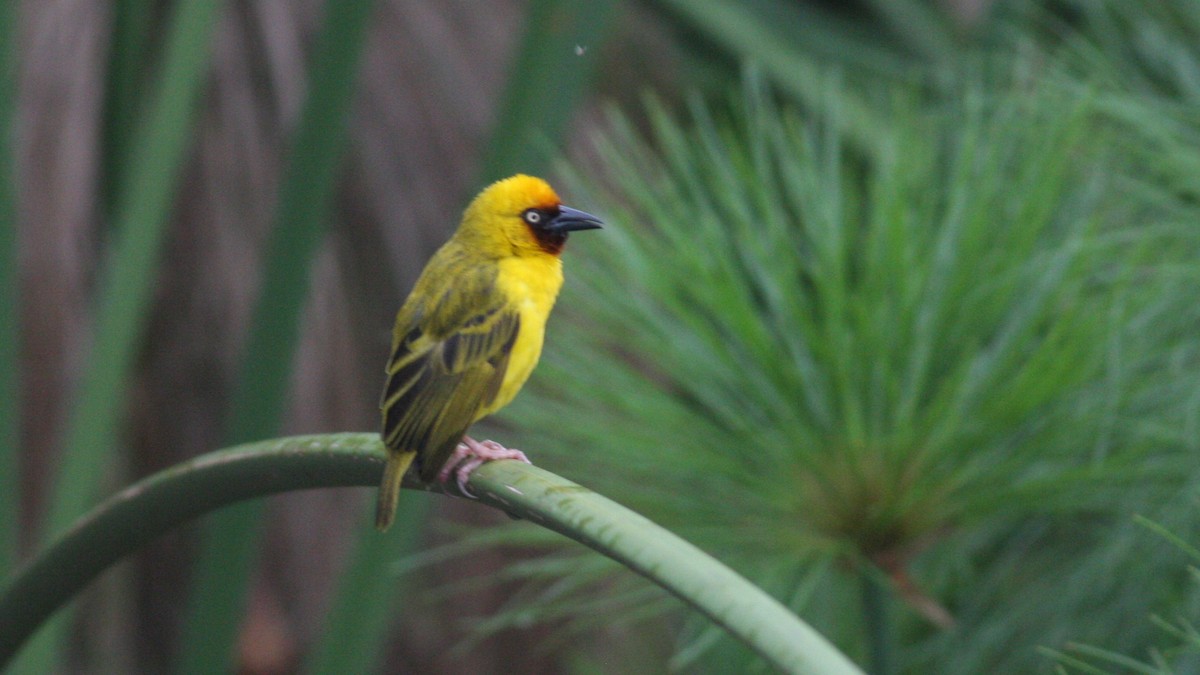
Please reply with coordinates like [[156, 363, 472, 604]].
[[438, 436, 530, 497]]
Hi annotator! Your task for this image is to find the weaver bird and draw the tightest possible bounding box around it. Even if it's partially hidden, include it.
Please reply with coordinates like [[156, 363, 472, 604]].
[[376, 175, 602, 530]]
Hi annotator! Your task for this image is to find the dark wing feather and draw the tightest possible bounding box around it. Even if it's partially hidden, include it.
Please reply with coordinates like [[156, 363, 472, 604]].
[[381, 274, 520, 482]]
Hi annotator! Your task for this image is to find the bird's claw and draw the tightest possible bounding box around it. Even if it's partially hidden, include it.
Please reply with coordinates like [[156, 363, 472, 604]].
[[438, 437, 531, 498]]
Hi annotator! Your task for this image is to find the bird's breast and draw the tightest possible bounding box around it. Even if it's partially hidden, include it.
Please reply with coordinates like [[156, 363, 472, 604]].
[[477, 255, 565, 418]]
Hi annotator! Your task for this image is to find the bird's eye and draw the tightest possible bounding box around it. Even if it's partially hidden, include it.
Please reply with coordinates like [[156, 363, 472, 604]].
[[522, 209, 543, 226]]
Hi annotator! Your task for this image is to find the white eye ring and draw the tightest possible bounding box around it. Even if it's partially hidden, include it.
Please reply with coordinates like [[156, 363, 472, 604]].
[[523, 209, 542, 225]]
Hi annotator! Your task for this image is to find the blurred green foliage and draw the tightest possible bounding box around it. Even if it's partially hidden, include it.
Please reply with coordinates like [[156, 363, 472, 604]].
[[472, 3, 1200, 671], [1049, 516, 1200, 673]]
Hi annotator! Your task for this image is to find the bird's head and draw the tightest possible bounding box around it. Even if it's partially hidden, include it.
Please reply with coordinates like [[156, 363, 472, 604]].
[[458, 174, 602, 257]]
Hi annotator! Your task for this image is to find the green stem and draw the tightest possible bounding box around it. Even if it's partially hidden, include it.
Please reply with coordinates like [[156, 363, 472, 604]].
[[14, 2, 223, 671], [100, 0, 156, 219], [44, 0, 223, 539], [478, 0, 617, 183], [0, 0, 18, 578], [302, 491, 430, 675], [176, 0, 376, 670], [0, 433, 861, 675], [861, 568, 892, 675]]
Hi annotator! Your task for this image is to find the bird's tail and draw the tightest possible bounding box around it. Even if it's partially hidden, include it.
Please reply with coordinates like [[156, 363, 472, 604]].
[[376, 450, 417, 531]]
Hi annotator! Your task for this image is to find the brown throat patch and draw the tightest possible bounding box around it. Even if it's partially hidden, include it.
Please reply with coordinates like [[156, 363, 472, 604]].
[[531, 228, 568, 255]]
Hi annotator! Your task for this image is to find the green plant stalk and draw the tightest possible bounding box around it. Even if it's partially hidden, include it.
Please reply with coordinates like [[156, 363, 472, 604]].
[[0, 0, 18, 578], [861, 570, 892, 675], [40, 0, 223, 546], [0, 433, 863, 675], [478, 0, 617, 183], [100, 0, 156, 219], [302, 491, 430, 675], [858, 0, 955, 61], [176, 1, 376, 671], [14, 2, 223, 672]]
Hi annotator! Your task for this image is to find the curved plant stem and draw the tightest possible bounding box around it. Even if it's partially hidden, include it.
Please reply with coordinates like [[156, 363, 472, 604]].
[[0, 433, 862, 674]]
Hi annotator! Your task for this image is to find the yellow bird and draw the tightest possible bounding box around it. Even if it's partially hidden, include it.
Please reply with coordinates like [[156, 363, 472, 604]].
[[376, 174, 602, 530]]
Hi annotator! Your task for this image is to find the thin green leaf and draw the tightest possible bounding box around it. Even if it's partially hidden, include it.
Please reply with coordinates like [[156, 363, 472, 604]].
[[1062, 642, 1168, 675], [0, 0, 18, 578], [17, 1, 224, 671], [1134, 515, 1200, 562], [478, 0, 618, 183], [41, 0, 223, 545], [100, 0, 156, 219], [303, 492, 432, 675], [176, 0, 376, 672], [859, 0, 958, 61]]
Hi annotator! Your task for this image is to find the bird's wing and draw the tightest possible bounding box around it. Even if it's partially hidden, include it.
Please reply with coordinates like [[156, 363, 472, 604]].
[[381, 269, 520, 482]]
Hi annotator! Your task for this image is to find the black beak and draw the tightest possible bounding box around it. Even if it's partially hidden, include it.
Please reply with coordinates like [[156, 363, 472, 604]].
[[547, 205, 603, 233]]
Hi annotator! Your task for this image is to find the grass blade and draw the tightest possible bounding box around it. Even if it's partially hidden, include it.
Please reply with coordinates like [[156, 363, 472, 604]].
[[176, 1, 376, 671], [100, 0, 156, 219], [478, 0, 617, 183], [302, 492, 430, 675], [13, 1, 224, 671], [40, 0, 223, 548], [858, 0, 956, 60], [0, 0, 18, 578]]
